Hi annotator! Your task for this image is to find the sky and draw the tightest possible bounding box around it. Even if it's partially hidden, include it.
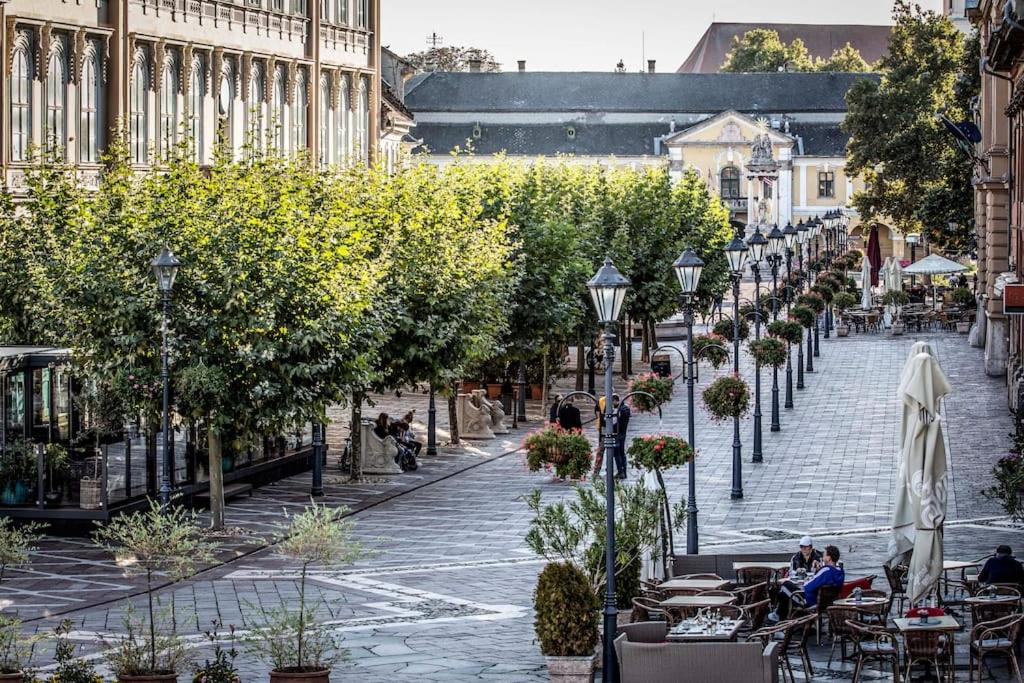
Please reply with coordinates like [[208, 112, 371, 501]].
[[383, 0, 946, 72]]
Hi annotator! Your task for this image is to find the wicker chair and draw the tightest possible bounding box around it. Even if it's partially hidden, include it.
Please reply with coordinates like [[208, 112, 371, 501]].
[[747, 620, 799, 683], [697, 589, 738, 599], [737, 566, 777, 587], [787, 613, 818, 682], [826, 605, 866, 666], [677, 573, 724, 580], [631, 596, 666, 623], [856, 589, 892, 626], [970, 599, 1019, 626], [734, 581, 769, 606], [903, 628, 952, 683], [969, 613, 1023, 682], [883, 563, 909, 614], [707, 604, 744, 620], [741, 598, 771, 634], [846, 620, 900, 683]]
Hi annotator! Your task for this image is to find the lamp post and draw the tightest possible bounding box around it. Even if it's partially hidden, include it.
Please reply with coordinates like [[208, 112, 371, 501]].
[[151, 246, 181, 511], [724, 233, 748, 500], [587, 257, 631, 681], [810, 217, 822, 357], [672, 248, 704, 554], [746, 227, 766, 464], [766, 225, 784, 432], [517, 362, 527, 423], [782, 223, 797, 408], [795, 221, 808, 388], [311, 422, 324, 496], [427, 385, 438, 455], [907, 233, 920, 289]]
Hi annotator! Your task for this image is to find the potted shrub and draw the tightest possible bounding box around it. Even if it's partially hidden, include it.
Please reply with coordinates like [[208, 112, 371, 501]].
[[0, 441, 37, 506], [45, 619, 104, 683], [790, 305, 816, 331], [0, 616, 36, 682], [832, 292, 858, 336], [246, 502, 367, 682], [93, 500, 216, 682], [703, 374, 750, 421], [44, 443, 70, 508], [692, 334, 730, 370], [627, 373, 673, 412], [882, 290, 910, 334], [712, 316, 750, 342], [534, 562, 598, 682], [0, 517, 44, 681], [192, 622, 241, 683], [951, 287, 975, 308], [524, 426, 592, 480], [748, 338, 788, 369], [983, 453, 1024, 522]]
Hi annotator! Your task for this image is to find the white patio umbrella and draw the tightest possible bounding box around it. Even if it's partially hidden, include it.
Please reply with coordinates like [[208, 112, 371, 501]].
[[888, 259, 904, 292], [861, 257, 874, 309], [897, 342, 938, 444], [889, 352, 952, 604], [902, 254, 968, 276]]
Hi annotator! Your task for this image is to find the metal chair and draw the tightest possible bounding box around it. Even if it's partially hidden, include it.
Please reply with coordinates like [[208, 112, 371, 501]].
[[788, 613, 818, 682], [737, 566, 777, 587], [883, 563, 909, 614], [847, 620, 900, 683], [903, 628, 953, 683], [969, 613, 1024, 682], [856, 588, 892, 626], [826, 605, 865, 666]]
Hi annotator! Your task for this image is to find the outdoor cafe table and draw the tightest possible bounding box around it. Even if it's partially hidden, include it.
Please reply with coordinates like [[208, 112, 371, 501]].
[[893, 615, 961, 633], [834, 596, 888, 608], [963, 595, 1019, 606], [658, 578, 731, 592], [667, 618, 745, 643], [732, 561, 790, 572], [660, 595, 738, 610]]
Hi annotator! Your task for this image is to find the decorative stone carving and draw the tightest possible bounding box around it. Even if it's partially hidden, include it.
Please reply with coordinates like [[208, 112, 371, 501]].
[[182, 43, 194, 94], [348, 72, 359, 111], [470, 389, 507, 435], [330, 68, 341, 109], [241, 52, 252, 102], [265, 56, 277, 103], [457, 392, 495, 440], [38, 23, 53, 81], [286, 59, 298, 104], [153, 39, 166, 92], [359, 422, 401, 475], [71, 29, 86, 84]]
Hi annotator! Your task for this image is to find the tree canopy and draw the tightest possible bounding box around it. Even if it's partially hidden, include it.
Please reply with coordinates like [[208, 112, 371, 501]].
[[404, 46, 501, 73], [721, 29, 874, 73], [843, 1, 978, 252]]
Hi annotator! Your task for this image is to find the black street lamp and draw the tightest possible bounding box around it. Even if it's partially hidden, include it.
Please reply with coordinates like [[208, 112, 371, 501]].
[[672, 247, 704, 554], [517, 362, 528, 423], [766, 225, 784, 432], [311, 422, 324, 497], [782, 222, 797, 408], [151, 246, 181, 511], [746, 227, 767, 465], [587, 257, 630, 681], [809, 217, 822, 357], [723, 233, 748, 500], [907, 233, 921, 289], [794, 222, 808, 388]]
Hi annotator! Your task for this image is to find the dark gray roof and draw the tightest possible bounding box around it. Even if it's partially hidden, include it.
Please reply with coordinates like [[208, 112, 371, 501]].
[[790, 123, 850, 156], [414, 122, 680, 157], [405, 72, 877, 114]]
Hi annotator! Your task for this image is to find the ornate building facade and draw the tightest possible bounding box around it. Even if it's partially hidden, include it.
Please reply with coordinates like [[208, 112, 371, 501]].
[[0, 0, 381, 188]]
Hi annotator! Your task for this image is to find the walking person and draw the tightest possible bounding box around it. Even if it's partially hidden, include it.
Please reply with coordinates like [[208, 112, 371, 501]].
[[612, 394, 631, 479]]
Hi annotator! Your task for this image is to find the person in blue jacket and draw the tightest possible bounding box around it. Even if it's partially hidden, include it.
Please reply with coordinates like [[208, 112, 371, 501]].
[[801, 545, 846, 609]]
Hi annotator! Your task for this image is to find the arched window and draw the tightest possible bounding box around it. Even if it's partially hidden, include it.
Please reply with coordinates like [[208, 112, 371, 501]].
[[720, 166, 741, 199], [10, 40, 32, 163], [318, 75, 330, 165], [161, 56, 179, 156], [272, 66, 286, 152], [356, 0, 367, 27], [249, 63, 266, 151], [189, 58, 205, 163], [218, 60, 235, 154], [45, 43, 68, 156], [131, 53, 149, 164], [357, 78, 368, 163], [337, 75, 349, 164], [293, 71, 307, 152], [80, 43, 103, 163]]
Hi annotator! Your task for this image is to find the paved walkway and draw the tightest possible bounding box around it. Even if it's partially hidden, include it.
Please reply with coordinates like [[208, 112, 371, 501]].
[[5, 327, 1019, 680]]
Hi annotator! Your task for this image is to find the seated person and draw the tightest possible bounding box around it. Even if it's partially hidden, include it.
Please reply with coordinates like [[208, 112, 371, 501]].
[[372, 413, 391, 440], [773, 543, 841, 621], [400, 411, 423, 456], [790, 535, 823, 574], [979, 545, 1024, 586]]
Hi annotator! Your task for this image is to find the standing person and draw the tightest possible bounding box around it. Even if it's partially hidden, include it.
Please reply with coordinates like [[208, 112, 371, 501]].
[[593, 395, 608, 478], [548, 394, 562, 425], [612, 394, 630, 479], [557, 396, 582, 432]]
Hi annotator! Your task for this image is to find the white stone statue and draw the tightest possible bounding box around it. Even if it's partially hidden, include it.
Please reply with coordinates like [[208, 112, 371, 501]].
[[471, 389, 508, 435], [359, 422, 402, 475], [457, 392, 496, 440]]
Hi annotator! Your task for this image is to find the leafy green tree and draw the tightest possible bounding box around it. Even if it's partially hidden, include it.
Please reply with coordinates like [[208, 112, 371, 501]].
[[816, 43, 872, 72], [404, 46, 501, 72], [721, 29, 814, 72], [844, 2, 977, 252]]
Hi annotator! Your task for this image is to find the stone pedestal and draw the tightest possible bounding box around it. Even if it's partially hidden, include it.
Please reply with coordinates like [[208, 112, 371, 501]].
[[984, 315, 1008, 378], [457, 393, 495, 440], [359, 423, 402, 475]]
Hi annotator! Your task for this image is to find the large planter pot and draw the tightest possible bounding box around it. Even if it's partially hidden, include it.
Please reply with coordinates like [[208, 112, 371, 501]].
[[269, 669, 331, 683], [546, 655, 595, 683], [0, 673, 25, 682], [836, 325, 850, 337], [0, 481, 31, 506], [892, 322, 905, 336], [117, 673, 178, 683], [530, 383, 544, 400], [461, 381, 481, 393], [485, 384, 502, 399], [957, 321, 971, 334]]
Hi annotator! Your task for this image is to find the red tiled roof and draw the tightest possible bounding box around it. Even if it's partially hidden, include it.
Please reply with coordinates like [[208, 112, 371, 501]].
[[678, 22, 892, 73]]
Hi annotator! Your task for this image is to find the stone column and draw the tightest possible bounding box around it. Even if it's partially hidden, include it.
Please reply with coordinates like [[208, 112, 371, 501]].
[[985, 186, 1010, 377]]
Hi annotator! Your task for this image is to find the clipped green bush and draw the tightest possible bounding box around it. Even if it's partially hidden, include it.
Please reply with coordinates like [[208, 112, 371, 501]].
[[833, 292, 858, 314], [790, 305, 816, 329], [534, 562, 599, 657], [713, 316, 750, 342], [951, 287, 974, 307], [881, 290, 910, 307]]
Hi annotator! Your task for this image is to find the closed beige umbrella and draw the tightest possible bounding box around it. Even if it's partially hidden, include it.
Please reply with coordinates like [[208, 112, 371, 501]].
[[890, 352, 951, 603]]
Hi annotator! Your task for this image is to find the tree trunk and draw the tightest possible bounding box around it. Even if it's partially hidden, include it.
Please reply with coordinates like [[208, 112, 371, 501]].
[[640, 321, 650, 364], [447, 387, 460, 445], [208, 428, 224, 530], [620, 316, 629, 380], [575, 335, 585, 391], [541, 351, 549, 411], [650, 318, 660, 350], [349, 391, 363, 482]]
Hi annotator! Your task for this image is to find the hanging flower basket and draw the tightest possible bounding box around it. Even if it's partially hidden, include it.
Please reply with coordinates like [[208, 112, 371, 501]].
[[524, 425, 593, 480], [713, 317, 750, 342], [797, 292, 826, 314], [810, 283, 835, 303], [693, 334, 730, 368], [748, 337, 788, 369], [628, 435, 693, 471], [629, 373, 674, 412], [767, 320, 803, 345], [703, 375, 750, 421], [790, 305, 816, 329]]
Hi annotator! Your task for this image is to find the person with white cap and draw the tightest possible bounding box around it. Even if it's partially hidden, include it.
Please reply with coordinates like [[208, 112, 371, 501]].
[[791, 535, 823, 573]]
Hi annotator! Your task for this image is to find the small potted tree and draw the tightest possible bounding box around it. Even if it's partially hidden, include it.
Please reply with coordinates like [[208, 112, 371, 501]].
[[832, 292, 858, 336], [882, 290, 910, 335], [0, 616, 36, 682], [246, 502, 367, 682], [0, 517, 44, 681], [45, 619, 104, 683], [534, 562, 598, 682], [93, 500, 216, 682], [702, 374, 750, 421], [44, 443, 70, 508], [951, 288, 975, 333]]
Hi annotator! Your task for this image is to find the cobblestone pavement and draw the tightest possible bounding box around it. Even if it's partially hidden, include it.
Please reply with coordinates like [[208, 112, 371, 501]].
[[7, 326, 1020, 681]]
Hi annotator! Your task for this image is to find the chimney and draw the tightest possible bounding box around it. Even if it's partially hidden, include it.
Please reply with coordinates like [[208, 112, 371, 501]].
[[518, 60, 526, 73], [647, 59, 656, 74], [468, 58, 482, 73]]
